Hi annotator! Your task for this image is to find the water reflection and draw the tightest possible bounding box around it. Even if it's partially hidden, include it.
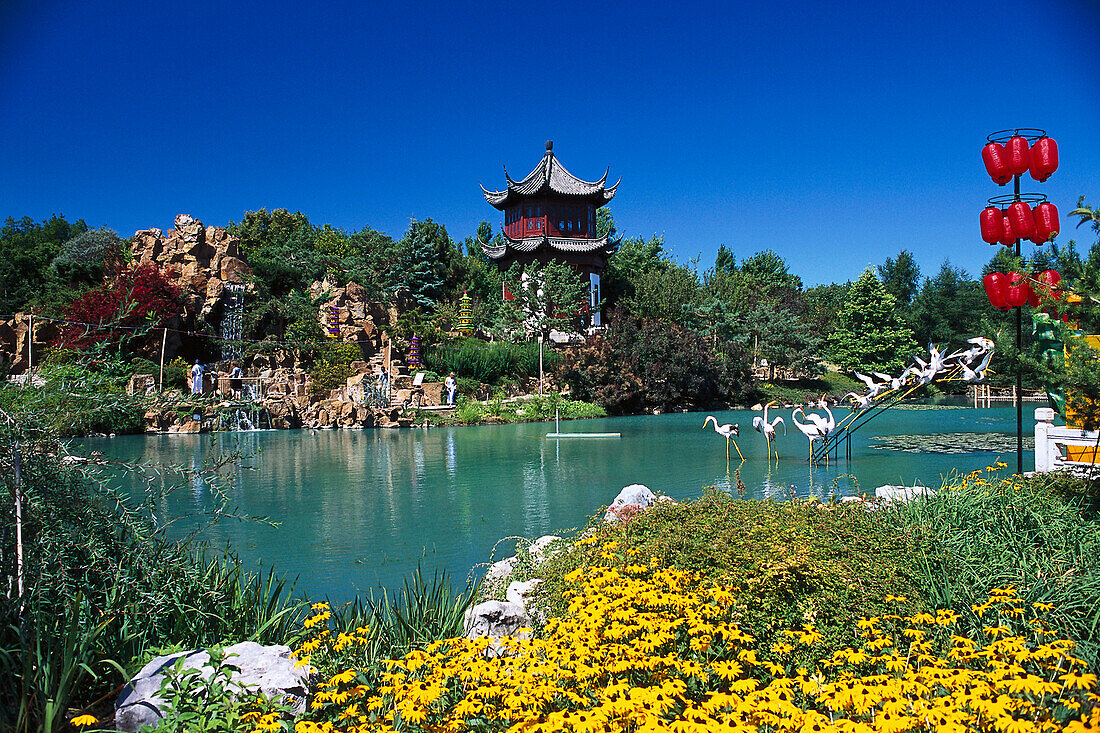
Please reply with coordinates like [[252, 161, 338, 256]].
[[84, 407, 1029, 602]]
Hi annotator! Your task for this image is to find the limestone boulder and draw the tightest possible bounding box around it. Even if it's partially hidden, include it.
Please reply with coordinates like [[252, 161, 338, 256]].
[[463, 600, 529, 640], [115, 642, 307, 732], [604, 484, 658, 523]]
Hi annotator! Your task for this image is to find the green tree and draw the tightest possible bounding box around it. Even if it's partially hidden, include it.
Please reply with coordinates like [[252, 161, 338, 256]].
[[829, 267, 917, 372], [624, 262, 701, 326], [804, 281, 851, 341], [879, 250, 921, 307], [52, 227, 124, 287], [228, 208, 312, 254], [497, 259, 589, 337], [909, 261, 987, 347], [0, 214, 88, 313], [602, 234, 670, 306], [391, 218, 456, 307], [714, 245, 736, 274], [736, 291, 823, 379], [738, 250, 802, 293]]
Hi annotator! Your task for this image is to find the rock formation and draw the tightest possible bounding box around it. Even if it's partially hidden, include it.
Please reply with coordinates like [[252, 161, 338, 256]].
[[130, 214, 252, 326]]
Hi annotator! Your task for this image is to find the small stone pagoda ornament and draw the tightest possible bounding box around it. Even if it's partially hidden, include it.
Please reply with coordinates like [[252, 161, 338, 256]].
[[478, 141, 619, 326], [458, 291, 473, 336]]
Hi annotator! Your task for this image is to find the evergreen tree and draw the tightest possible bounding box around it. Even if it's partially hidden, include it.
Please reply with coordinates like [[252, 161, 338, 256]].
[[879, 249, 921, 307], [829, 267, 917, 372]]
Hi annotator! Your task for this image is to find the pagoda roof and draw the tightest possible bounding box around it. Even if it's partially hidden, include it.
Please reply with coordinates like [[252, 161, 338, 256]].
[[478, 231, 619, 260], [480, 141, 619, 210]]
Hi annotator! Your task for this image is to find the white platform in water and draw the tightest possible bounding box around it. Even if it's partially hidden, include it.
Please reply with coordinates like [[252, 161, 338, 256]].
[[545, 432, 621, 439]]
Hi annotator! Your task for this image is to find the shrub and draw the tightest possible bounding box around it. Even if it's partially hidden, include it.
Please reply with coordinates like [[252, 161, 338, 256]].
[[426, 338, 560, 385], [55, 263, 182, 352], [292, 556, 1098, 733]]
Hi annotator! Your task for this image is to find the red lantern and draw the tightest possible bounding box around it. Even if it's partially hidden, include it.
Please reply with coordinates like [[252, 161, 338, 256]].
[[1036, 270, 1062, 306], [1032, 201, 1059, 244], [1029, 137, 1059, 182], [999, 212, 1016, 247], [1005, 271, 1031, 308], [982, 142, 1013, 185], [1007, 201, 1036, 241], [1028, 277, 1040, 308], [980, 206, 1002, 244], [1006, 136, 1030, 177], [983, 272, 1010, 310]]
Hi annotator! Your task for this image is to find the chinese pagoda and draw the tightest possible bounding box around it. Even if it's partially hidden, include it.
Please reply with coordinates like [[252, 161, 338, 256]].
[[478, 141, 619, 325]]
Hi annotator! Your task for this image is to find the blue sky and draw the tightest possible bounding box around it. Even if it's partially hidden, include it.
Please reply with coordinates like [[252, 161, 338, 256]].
[[2, 0, 1098, 286]]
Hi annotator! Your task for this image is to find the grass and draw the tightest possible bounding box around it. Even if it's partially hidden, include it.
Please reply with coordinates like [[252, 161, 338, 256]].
[[416, 392, 606, 426]]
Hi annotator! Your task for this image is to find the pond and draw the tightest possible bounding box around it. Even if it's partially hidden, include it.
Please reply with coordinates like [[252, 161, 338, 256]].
[[81, 404, 1032, 602]]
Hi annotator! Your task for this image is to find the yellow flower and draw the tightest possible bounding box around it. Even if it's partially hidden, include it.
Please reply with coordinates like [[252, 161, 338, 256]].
[[71, 714, 98, 727]]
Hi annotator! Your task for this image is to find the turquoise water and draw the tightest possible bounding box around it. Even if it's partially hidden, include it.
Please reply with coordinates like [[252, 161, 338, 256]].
[[82, 406, 1029, 602]]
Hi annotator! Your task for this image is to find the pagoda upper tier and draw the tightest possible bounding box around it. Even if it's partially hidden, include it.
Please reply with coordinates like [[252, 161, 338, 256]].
[[480, 140, 619, 210], [478, 142, 619, 270]]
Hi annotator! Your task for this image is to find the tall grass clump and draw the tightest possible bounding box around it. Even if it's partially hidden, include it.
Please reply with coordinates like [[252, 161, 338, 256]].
[[295, 566, 478, 693], [884, 464, 1100, 665], [0, 388, 304, 732], [426, 338, 562, 385]]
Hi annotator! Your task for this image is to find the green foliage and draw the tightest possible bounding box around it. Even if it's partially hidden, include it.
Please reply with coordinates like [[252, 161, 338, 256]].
[[879, 249, 921, 307], [0, 214, 90, 314], [562, 308, 753, 414], [883, 469, 1100, 666], [391, 218, 458, 308], [497, 259, 592, 337], [425, 338, 559, 385], [623, 262, 701, 325], [0, 419, 304, 732], [602, 234, 670, 307], [308, 342, 362, 397], [754, 372, 862, 406], [828, 267, 918, 372], [52, 227, 125, 287], [533, 490, 928, 663], [0, 354, 146, 436], [145, 648, 293, 733], [737, 249, 803, 293], [909, 261, 988, 348], [426, 392, 606, 426]]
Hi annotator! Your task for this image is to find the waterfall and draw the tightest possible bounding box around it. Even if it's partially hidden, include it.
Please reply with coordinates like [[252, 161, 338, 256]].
[[220, 283, 247, 361]]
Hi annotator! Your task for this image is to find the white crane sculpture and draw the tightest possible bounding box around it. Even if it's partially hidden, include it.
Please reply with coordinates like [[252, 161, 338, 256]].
[[791, 407, 827, 463], [752, 401, 786, 461], [703, 416, 745, 462]]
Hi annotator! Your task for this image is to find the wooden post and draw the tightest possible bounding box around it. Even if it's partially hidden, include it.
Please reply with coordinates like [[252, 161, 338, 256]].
[[159, 327, 168, 390], [26, 314, 32, 381]]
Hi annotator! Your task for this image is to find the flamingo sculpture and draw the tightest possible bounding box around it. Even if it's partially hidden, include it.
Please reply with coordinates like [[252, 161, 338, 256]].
[[960, 349, 994, 383], [791, 408, 826, 462], [752, 401, 786, 461], [845, 391, 873, 410], [703, 415, 745, 462]]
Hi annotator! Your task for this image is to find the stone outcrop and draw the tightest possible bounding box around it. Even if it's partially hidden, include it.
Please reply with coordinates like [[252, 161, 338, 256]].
[[130, 214, 252, 326], [114, 642, 307, 732], [0, 313, 61, 374], [604, 483, 658, 522]]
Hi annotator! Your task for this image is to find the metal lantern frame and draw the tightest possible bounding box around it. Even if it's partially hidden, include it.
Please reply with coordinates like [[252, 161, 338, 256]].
[[982, 127, 1054, 475]]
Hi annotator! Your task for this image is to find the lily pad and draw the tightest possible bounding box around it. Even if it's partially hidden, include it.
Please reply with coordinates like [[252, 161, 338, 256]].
[[870, 432, 1034, 454]]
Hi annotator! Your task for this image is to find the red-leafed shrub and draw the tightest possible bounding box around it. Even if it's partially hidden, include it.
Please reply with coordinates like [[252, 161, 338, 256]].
[[56, 263, 182, 349]]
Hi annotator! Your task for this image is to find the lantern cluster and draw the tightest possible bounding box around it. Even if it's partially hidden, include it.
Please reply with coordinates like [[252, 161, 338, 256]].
[[982, 270, 1063, 312], [979, 201, 1060, 246], [981, 135, 1058, 185]]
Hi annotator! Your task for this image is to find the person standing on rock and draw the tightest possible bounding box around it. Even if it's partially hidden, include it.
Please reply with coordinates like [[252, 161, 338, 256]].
[[445, 372, 457, 405], [190, 360, 204, 396], [229, 363, 243, 400]]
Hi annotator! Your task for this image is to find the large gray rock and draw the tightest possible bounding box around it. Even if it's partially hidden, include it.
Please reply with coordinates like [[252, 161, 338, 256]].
[[604, 483, 657, 522], [506, 579, 542, 608], [115, 642, 307, 732], [463, 600, 529, 639], [875, 485, 935, 504], [528, 535, 561, 565]]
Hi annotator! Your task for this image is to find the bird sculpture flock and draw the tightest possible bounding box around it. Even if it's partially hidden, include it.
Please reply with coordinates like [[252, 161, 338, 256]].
[[702, 337, 995, 463]]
